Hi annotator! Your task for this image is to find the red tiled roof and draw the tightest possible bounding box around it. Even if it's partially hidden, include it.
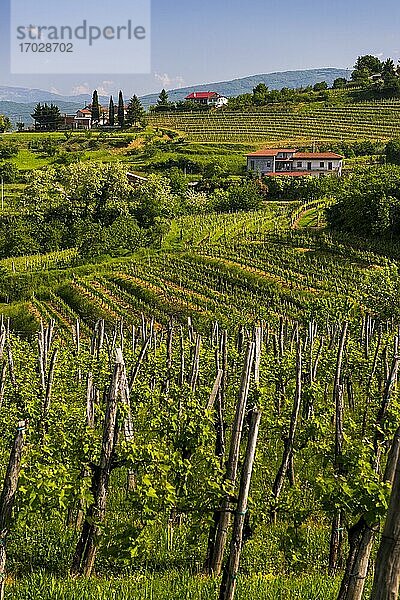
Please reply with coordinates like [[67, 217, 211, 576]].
[[247, 149, 296, 157], [293, 152, 343, 159], [185, 91, 219, 100]]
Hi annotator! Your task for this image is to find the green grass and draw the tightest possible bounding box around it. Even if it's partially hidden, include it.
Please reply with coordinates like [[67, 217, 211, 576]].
[[11, 149, 52, 171], [6, 572, 343, 600], [296, 208, 324, 228]]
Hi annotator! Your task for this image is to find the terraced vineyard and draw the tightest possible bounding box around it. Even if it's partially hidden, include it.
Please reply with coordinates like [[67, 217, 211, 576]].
[[18, 202, 400, 334], [149, 100, 400, 143]]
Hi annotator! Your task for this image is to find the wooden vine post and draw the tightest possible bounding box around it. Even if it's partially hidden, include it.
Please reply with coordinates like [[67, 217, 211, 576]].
[[271, 339, 302, 521], [0, 421, 27, 600], [70, 350, 123, 577], [329, 321, 348, 575], [219, 409, 261, 600], [337, 353, 399, 600], [208, 341, 255, 576], [371, 443, 400, 600]]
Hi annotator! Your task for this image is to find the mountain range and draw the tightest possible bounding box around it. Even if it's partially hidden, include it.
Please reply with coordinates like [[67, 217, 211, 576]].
[[0, 68, 351, 125], [140, 68, 351, 107]]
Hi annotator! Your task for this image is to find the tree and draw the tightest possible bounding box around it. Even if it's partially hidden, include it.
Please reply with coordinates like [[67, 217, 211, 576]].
[[0, 115, 11, 133], [91, 90, 100, 125], [212, 181, 264, 212], [382, 58, 396, 77], [313, 81, 328, 91], [352, 55, 383, 84], [31, 103, 62, 131], [326, 165, 400, 235], [385, 140, 400, 165], [0, 162, 18, 184], [125, 95, 146, 128], [252, 83, 269, 105], [0, 143, 19, 159], [108, 96, 115, 127], [133, 174, 179, 230], [157, 89, 170, 108], [117, 91, 125, 127], [333, 78, 348, 89]]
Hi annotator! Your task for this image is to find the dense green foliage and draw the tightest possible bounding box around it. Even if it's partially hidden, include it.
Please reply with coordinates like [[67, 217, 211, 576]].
[[385, 139, 400, 165], [327, 165, 400, 235], [0, 114, 12, 133], [352, 55, 400, 92], [91, 90, 100, 124], [118, 91, 125, 128], [126, 96, 147, 128], [31, 103, 63, 132]]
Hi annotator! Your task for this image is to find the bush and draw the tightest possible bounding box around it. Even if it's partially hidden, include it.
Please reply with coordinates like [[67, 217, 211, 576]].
[[212, 181, 264, 212], [0, 142, 19, 159], [327, 165, 400, 235], [385, 140, 400, 165], [0, 161, 19, 183]]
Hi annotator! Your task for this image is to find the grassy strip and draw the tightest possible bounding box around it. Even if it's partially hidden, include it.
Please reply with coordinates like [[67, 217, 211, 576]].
[[6, 572, 343, 600]]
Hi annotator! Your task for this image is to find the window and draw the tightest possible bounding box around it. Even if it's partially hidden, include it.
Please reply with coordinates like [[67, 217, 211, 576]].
[[250, 160, 255, 170], [297, 162, 302, 168], [320, 162, 325, 168], [307, 162, 312, 170], [266, 161, 271, 168], [328, 162, 333, 170]]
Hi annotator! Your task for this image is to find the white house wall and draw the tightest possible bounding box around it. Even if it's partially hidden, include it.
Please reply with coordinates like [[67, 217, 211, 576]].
[[294, 159, 342, 171]]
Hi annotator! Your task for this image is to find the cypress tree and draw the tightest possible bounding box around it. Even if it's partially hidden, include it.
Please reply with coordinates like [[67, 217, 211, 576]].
[[117, 91, 125, 127], [91, 90, 100, 124], [109, 96, 115, 126]]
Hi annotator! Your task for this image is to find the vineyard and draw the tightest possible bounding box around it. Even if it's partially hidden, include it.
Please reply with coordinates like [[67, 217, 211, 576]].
[[149, 100, 400, 143], [14, 203, 400, 335], [1, 200, 400, 599]]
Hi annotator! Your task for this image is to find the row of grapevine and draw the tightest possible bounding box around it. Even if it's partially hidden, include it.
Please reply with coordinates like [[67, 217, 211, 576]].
[[149, 102, 400, 142]]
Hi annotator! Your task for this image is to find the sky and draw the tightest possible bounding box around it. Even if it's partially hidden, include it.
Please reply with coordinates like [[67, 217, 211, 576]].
[[0, 0, 400, 98]]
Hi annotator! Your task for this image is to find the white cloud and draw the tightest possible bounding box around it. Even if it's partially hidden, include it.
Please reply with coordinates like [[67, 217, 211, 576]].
[[154, 73, 185, 89], [70, 81, 114, 97], [71, 83, 91, 96], [97, 81, 115, 96]]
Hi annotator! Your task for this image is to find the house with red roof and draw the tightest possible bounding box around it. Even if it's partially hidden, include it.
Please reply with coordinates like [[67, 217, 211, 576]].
[[74, 108, 93, 129], [246, 149, 343, 177], [185, 91, 228, 108]]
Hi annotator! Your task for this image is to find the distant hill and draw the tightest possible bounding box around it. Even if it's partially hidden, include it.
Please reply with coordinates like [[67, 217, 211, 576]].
[[0, 87, 108, 126], [140, 68, 351, 107], [0, 68, 351, 126], [0, 86, 108, 105], [0, 100, 85, 127]]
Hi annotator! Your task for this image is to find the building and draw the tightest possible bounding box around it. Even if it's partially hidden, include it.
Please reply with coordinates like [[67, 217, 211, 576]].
[[246, 149, 343, 177], [185, 91, 228, 108], [61, 104, 128, 130], [74, 108, 92, 129]]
